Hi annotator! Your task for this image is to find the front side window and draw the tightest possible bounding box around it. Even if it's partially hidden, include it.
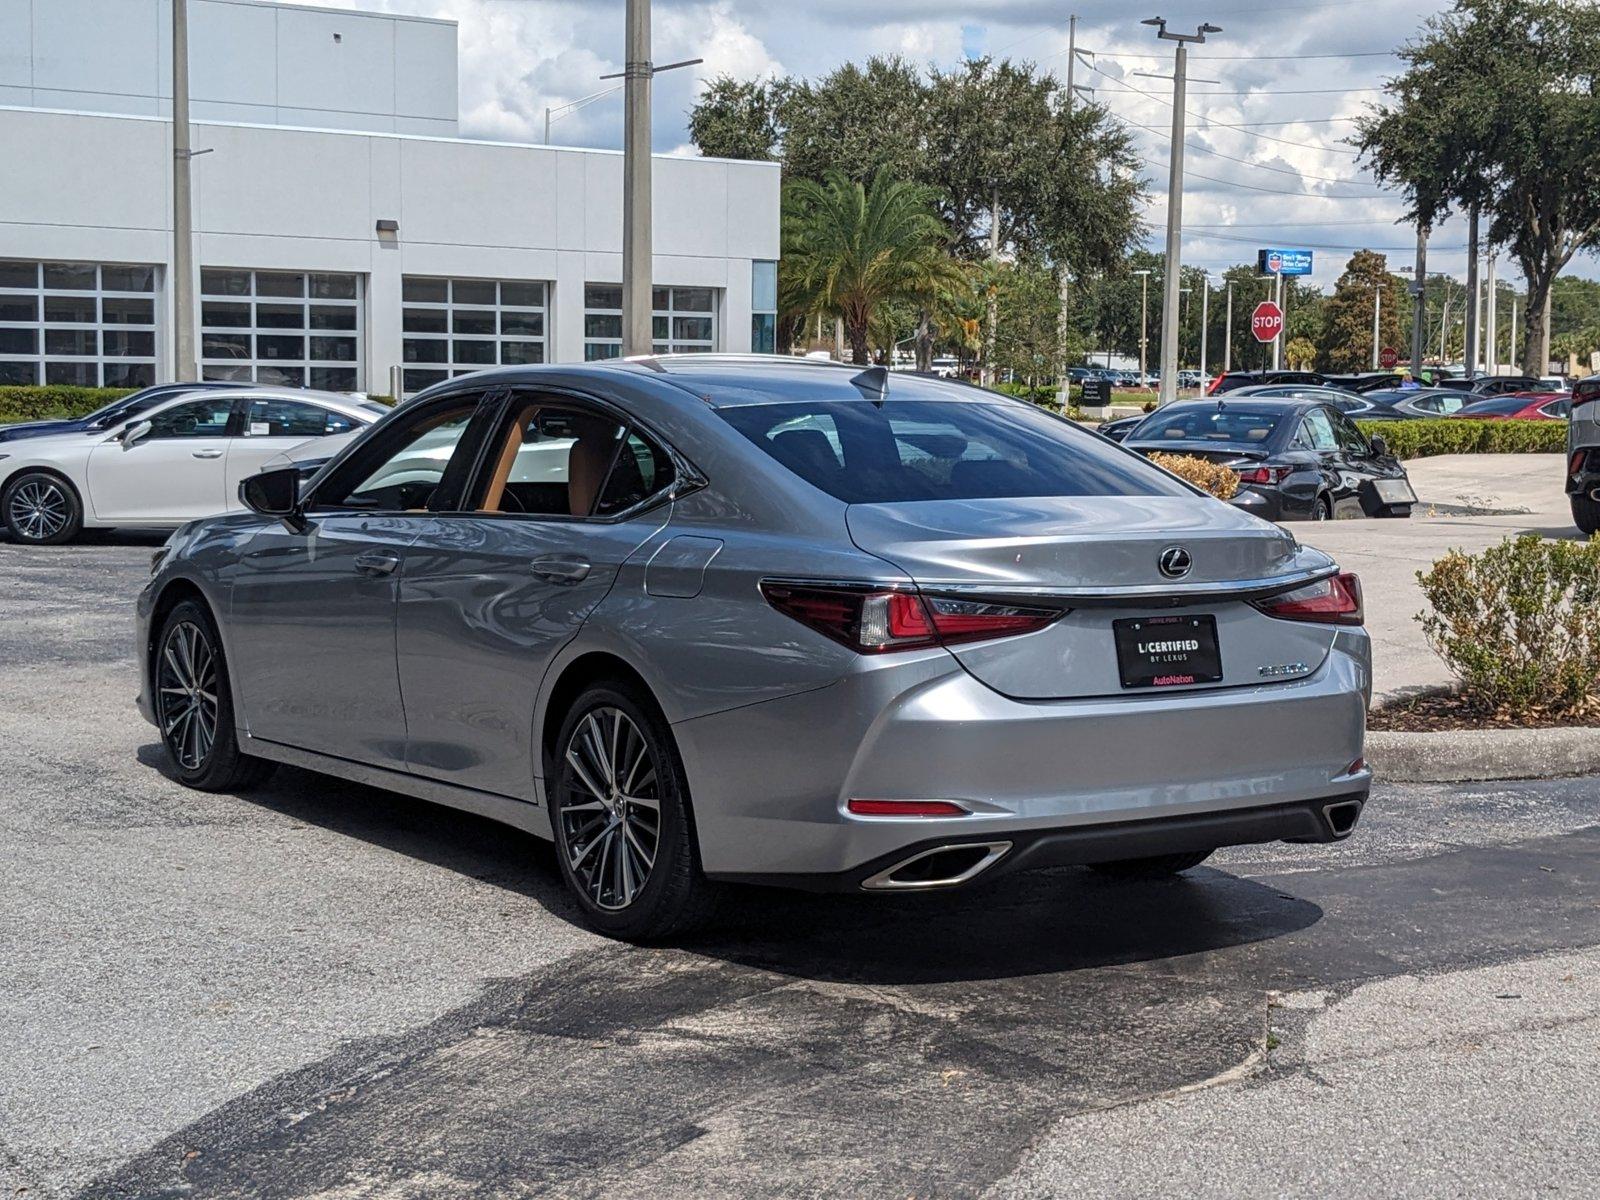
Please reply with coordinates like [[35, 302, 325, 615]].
[[721, 401, 1191, 504], [1330, 409, 1370, 454], [476, 399, 675, 517], [143, 398, 236, 440], [318, 404, 477, 511], [1300, 409, 1339, 451]]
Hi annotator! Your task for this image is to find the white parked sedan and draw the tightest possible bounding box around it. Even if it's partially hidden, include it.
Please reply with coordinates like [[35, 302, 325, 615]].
[[0, 387, 385, 544]]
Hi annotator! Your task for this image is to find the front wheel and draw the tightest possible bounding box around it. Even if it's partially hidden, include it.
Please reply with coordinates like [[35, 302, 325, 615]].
[[2, 471, 83, 544], [550, 682, 718, 940], [155, 600, 275, 791], [1089, 850, 1213, 879]]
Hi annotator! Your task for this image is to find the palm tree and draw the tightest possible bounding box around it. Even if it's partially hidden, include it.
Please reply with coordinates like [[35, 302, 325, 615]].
[[781, 170, 964, 365]]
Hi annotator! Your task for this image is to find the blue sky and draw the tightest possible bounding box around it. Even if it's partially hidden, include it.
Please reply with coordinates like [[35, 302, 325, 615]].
[[299, 0, 1597, 290]]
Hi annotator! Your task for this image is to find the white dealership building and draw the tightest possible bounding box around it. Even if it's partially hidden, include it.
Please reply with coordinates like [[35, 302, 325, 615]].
[[0, 0, 781, 395]]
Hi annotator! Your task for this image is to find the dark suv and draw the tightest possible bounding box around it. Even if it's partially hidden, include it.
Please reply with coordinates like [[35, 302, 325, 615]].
[[1564, 375, 1600, 533]]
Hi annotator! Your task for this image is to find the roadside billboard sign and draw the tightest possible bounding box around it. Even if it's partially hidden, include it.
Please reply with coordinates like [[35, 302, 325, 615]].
[[1257, 248, 1314, 276]]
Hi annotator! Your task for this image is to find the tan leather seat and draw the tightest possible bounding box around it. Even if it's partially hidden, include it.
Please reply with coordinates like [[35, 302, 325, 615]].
[[567, 416, 619, 516]]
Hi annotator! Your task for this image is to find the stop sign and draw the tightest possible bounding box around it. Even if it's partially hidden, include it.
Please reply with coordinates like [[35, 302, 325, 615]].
[[1379, 346, 1399, 369], [1251, 301, 1284, 343]]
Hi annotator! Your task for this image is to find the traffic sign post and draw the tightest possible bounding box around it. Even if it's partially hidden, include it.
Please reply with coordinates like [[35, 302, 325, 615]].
[[1251, 300, 1283, 344], [1379, 346, 1399, 370]]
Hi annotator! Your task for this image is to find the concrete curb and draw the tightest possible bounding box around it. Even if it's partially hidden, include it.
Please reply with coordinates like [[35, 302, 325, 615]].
[[1366, 726, 1600, 783]]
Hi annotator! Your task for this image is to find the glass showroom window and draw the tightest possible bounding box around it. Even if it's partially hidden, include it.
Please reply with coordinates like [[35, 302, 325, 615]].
[[583, 284, 718, 361], [0, 260, 158, 387], [200, 270, 361, 391], [751, 261, 778, 354], [401, 277, 547, 395]]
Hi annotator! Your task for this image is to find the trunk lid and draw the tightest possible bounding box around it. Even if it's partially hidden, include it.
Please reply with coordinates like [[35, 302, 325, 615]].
[[846, 495, 1339, 700], [1128, 439, 1265, 467]]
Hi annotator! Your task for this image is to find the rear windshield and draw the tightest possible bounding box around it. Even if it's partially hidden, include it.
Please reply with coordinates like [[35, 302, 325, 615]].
[[1131, 407, 1282, 444], [718, 400, 1190, 504]]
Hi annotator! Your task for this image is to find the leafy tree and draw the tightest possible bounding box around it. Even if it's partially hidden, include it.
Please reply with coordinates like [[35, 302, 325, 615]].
[[780, 170, 964, 365], [1317, 250, 1411, 372], [1356, 0, 1600, 374], [990, 260, 1070, 387], [685, 78, 784, 161], [1285, 336, 1318, 371]]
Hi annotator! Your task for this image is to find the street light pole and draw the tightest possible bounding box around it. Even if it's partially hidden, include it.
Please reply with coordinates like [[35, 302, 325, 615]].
[[1224, 279, 1233, 372], [1199, 275, 1210, 386], [1410, 224, 1428, 379], [1371, 281, 1381, 370], [172, 0, 197, 382], [1464, 205, 1480, 378], [1144, 17, 1220, 407], [1134, 268, 1152, 386]]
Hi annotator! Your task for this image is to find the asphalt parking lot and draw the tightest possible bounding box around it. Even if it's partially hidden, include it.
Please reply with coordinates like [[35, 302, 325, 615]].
[[3, 495, 1598, 1198]]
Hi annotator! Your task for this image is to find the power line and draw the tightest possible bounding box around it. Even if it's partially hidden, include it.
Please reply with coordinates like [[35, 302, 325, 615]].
[[1189, 86, 1385, 95], [1185, 229, 1464, 252], [1094, 49, 1396, 61], [1106, 107, 1378, 186], [1132, 149, 1387, 198]]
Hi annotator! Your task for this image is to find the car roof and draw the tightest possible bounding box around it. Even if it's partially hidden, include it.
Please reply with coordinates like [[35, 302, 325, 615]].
[[133, 386, 380, 422], [437, 355, 1040, 411]]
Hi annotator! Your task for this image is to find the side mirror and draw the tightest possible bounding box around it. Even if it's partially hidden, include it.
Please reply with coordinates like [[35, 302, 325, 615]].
[[240, 466, 308, 532], [1369, 435, 1390, 458], [121, 420, 153, 449]]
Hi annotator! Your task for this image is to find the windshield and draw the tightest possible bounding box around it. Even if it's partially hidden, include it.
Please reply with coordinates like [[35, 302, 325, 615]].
[[1130, 407, 1282, 445], [719, 400, 1191, 504]]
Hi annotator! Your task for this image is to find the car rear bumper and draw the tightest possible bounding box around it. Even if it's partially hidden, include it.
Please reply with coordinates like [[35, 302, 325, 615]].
[[675, 631, 1371, 885]]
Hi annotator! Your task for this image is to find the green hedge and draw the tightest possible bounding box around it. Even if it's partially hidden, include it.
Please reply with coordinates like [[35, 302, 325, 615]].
[[1356, 418, 1568, 459], [0, 385, 136, 425]]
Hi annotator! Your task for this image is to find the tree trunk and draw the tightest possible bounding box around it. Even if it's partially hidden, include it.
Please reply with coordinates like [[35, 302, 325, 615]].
[[1518, 258, 1555, 376], [915, 309, 933, 372], [846, 318, 871, 366]]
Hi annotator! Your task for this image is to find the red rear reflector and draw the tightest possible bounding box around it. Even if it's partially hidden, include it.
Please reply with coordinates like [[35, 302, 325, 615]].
[[1344, 758, 1367, 776], [847, 799, 968, 817], [1252, 572, 1363, 626], [761, 582, 1060, 653]]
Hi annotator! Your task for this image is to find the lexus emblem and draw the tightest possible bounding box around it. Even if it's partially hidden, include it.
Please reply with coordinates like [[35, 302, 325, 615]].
[[1158, 546, 1192, 580]]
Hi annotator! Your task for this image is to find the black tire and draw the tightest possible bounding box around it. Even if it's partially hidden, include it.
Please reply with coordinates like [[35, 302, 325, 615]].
[[1573, 494, 1600, 536], [549, 680, 719, 941], [2, 470, 83, 545], [154, 599, 275, 792], [1089, 849, 1214, 879], [1311, 495, 1332, 522]]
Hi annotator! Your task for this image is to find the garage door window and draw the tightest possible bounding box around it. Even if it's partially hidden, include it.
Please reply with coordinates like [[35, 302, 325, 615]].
[[201, 270, 362, 391], [583, 285, 718, 361], [400, 277, 548, 396], [0, 259, 158, 387]]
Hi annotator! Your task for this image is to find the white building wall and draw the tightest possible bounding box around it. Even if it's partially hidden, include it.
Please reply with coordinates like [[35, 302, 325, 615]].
[[0, 106, 782, 389], [0, 0, 457, 135]]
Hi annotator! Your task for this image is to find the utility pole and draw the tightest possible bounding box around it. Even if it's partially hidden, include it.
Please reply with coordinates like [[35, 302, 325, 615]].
[[1271, 270, 1283, 370], [172, 0, 197, 382], [1409, 224, 1428, 378], [1510, 295, 1519, 369], [1198, 274, 1210, 386], [982, 187, 1001, 385], [1478, 249, 1491, 371], [1135, 268, 1152, 387], [1223, 280, 1233, 372], [1371, 281, 1382, 371], [1464, 205, 1480, 378], [621, 0, 652, 357], [1144, 17, 1220, 406], [1055, 14, 1078, 410]]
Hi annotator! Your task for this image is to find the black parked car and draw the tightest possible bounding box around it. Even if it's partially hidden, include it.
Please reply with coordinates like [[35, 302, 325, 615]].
[[1124, 398, 1417, 522], [1436, 375, 1542, 396], [0, 380, 252, 444]]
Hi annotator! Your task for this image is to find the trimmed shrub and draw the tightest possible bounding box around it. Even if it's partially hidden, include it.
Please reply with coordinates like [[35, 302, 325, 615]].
[[1357, 418, 1567, 459], [0, 385, 136, 425], [1417, 534, 1600, 718], [1148, 452, 1240, 501]]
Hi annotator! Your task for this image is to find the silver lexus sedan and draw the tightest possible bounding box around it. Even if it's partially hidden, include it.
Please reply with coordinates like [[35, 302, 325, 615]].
[[137, 357, 1371, 939]]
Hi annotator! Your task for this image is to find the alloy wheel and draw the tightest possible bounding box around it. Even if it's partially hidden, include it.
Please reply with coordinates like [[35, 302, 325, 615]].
[[559, 706, 661, 912], [7, 479, 69, 541], [158, 621, 219, 771]]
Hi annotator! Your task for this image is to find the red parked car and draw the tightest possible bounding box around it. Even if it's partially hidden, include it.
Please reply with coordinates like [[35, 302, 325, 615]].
[[1453, 393, 1570, 420]]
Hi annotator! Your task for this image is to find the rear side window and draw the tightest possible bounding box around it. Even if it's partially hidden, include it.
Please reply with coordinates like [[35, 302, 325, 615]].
[[719, 401, 1190, 503]]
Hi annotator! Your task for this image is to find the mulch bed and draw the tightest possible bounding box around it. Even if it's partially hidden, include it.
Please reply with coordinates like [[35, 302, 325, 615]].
[[1368, 690, 1598, 732]]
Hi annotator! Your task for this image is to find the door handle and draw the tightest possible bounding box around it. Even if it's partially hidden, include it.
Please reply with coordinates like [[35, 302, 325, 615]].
[[530, 555, 591, 585], [354, 551, 401, 577], [191, 448, 224, 459]]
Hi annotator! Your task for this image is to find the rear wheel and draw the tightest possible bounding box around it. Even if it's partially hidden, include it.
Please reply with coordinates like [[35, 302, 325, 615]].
[[1311, 495, 1332, 522], [1573, 493, 1600, 536], [155, 600, 275, 791], [550, 682, 718, 940], [2, 471, 82, 544], [1089, 850, 1213, 879]]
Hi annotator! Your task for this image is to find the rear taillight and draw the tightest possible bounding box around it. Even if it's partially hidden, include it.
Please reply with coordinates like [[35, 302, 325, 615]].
[[1236, 465, 1291, 484], [1252, 572, 1363, 626], [1206, 375, 1224, 395], [760, 582, 1061, 653], [847, 799, 968, 817]]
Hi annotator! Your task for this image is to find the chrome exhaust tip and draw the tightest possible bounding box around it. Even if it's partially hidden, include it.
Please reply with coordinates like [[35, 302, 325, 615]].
[[861, 841, 1012, 891], [1588, 488, 1600, 501]]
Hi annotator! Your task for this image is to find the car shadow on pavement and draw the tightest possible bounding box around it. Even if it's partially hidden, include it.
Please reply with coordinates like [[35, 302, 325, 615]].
[[144, 747, 1325, 987]]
